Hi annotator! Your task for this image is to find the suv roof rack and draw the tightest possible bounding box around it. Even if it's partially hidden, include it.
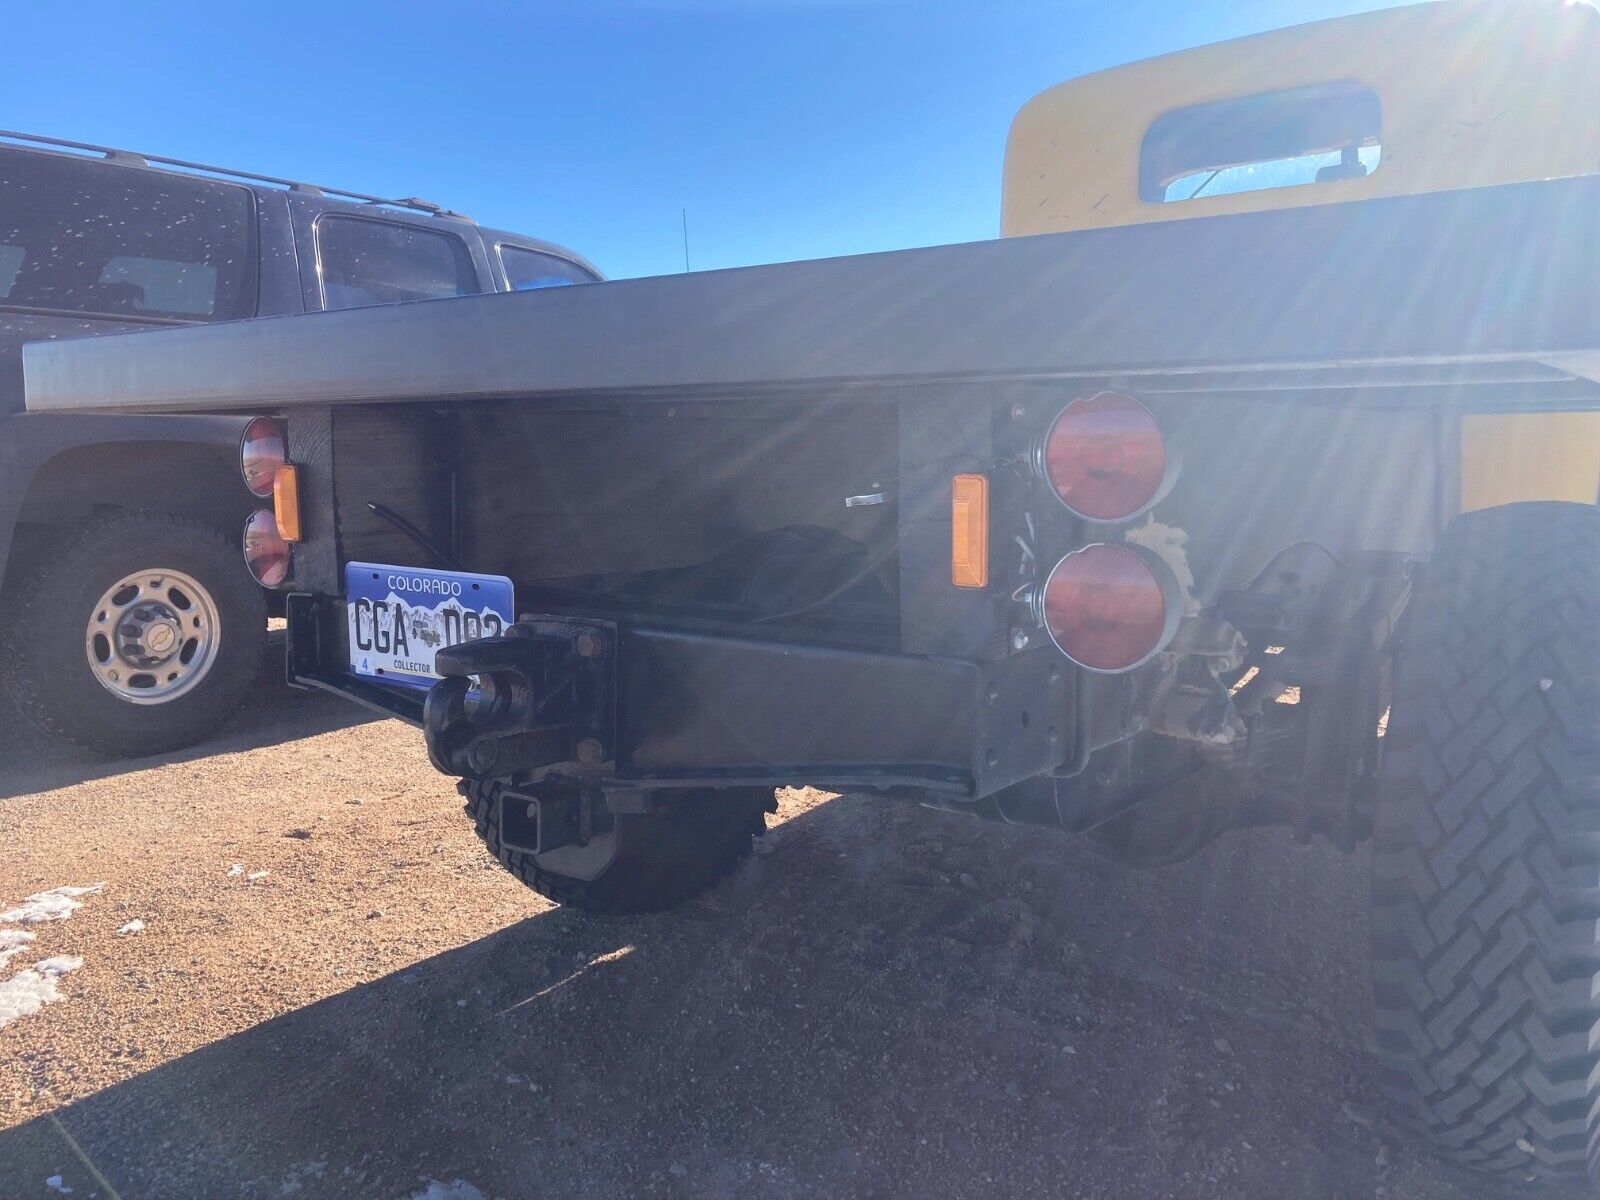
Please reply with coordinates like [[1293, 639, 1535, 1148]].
[[0, 129, 474, 223]]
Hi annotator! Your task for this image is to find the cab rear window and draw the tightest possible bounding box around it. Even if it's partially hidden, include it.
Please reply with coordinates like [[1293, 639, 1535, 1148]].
[[1141, 81, 1383, 203], [0, 145, 256, 321]]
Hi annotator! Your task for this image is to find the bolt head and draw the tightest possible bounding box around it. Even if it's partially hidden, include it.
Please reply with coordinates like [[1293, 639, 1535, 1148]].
[[1011, 629, 1030, 652], [575, 737, 605, 764], [575, 632, 605, 659]]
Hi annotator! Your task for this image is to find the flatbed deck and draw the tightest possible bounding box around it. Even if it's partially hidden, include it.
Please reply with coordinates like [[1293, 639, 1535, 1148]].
[[22, 173, 1600, 416]]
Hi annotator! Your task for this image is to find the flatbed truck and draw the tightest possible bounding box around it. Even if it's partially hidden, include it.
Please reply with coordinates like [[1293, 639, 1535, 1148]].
[[22, 2, 1600, 1184]]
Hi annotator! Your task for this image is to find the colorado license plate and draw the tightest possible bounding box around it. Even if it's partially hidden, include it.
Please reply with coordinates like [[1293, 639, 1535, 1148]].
[[345, 561, 515, 689]]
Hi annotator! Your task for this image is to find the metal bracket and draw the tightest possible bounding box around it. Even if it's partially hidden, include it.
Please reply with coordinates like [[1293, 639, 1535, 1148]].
[[495, 779, 622, 881], [423, 617, 617, 780]]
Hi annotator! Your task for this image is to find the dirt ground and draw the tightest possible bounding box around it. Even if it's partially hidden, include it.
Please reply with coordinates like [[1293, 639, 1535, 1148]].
[[0, 673, 1590, 1200]]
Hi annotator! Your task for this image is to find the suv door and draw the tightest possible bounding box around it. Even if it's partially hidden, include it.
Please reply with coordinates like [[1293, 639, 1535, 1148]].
[[284, 195, 493, 313]]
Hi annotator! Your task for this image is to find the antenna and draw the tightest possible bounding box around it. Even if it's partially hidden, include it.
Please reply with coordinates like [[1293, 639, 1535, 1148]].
[[681, 209, 691, 273]]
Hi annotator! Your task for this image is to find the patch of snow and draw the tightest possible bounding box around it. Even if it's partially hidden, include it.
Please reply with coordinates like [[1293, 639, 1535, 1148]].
[[397, 1183, 487, 1200], [0, 929, 35, 970], [45, 1176, 72, 1194], [25, 955, 78, 975], [246, 871, 270, 882], [227, 864, 244, 877], [0, 884, 104, 926], [0, 956, 84, 1029], [115, 920, 145, 936]]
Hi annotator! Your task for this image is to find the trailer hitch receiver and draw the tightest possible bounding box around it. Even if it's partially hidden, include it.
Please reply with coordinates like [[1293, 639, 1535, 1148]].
[[423, 617, 617, 780]]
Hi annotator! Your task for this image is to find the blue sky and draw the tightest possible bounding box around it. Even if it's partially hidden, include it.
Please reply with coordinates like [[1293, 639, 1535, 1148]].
[[4, 0, 1400, 280]]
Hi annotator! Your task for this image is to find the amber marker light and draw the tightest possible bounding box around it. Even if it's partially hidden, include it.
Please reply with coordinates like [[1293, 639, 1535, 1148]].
[[273, 465, 302, 544], [951, 473, 989, 588]]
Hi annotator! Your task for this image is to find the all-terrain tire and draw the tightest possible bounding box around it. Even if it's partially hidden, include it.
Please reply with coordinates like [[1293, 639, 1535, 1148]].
[[1370, 502, 1600, 1182], [3, 513, 266, 758], [463, 778, 776, 915]]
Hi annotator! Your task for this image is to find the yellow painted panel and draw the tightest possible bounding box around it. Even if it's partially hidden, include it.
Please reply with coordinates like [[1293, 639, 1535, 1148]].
[[1003, 2, 1600, 237], [1460, 414, 1600, 512]]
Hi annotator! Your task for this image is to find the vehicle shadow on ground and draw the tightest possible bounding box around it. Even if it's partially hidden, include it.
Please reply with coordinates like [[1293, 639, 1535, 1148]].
[[0, 635, 376, 802], [0, 799, 1579, 1200]]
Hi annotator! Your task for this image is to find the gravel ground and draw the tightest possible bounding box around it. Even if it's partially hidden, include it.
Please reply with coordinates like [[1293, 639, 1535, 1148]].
[[0, 676, 1590, 1200]]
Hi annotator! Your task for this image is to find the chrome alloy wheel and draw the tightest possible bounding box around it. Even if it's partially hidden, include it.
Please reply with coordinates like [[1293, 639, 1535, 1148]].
[[84, 568, 221, 705]]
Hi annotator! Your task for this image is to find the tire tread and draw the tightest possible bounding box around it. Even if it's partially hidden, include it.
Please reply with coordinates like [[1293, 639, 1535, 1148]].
[[1371, 502, 1600, 1182]]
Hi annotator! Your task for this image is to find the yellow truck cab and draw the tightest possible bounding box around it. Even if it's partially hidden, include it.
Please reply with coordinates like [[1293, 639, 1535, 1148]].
[[1003, 0, 1600, 512]]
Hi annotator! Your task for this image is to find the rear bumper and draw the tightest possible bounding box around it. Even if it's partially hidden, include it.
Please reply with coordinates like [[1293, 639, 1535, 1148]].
[[286, 592, 1072, 798]]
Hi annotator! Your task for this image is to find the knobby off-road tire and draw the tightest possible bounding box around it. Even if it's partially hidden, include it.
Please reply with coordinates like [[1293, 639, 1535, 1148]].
[[1370, 502, 1600, 1182], [463, 778, 776, 915], [3, 514, 266, 758]]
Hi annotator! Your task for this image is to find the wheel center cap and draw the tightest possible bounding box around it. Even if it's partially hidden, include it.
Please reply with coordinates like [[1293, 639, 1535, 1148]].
[[144, 621, 179, 656]]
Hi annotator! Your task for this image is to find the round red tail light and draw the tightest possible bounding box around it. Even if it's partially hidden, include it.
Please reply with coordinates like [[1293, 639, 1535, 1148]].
[[1036, 543, 1181, 672], [241, 417, 287, 498], [1037, 392, 1167, 522], [243, 509, 291, 588]]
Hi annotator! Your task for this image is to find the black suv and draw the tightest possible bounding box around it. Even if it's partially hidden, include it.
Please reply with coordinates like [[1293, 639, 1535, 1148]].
[[0, 132, 598, 756]]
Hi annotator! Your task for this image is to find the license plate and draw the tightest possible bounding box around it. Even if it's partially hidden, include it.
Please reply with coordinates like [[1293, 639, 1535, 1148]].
[[345, 561, 515, 689]]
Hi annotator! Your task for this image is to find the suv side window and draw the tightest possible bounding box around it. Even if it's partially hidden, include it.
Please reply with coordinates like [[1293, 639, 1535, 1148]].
[[315, 216, 480, 310], [0, 145, 257, 322], [499, 245, 595, 291]]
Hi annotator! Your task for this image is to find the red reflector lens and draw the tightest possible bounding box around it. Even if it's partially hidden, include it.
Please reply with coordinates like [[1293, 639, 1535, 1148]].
[[1039, 392, 1166, 522], [1039, 543, 1180, 672], [243, 509, 291, 587], [241, 417, 287, 498]]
